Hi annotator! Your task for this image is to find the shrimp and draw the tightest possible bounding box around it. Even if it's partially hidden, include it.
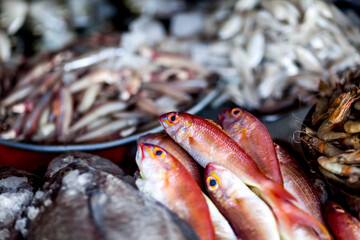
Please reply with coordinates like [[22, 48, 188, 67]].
[[317, 92, 357, 141], [318, 157, 360, 177], [318, 150, 360, 165], [343, 135, 360, 150], [302, 127, 343, 157]]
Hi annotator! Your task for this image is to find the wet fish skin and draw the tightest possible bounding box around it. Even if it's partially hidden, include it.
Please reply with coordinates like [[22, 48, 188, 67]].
[[324, 201, 360, 240], [138, 131, 202, 186], [205, 163, 280, 240], [136, 143, 215, 240], [275, 144, 326, 226], [28, 158, 198, 240], [45, 152, 135, 186], [218, 107, 283, 185], [159, 112, 331, 240]]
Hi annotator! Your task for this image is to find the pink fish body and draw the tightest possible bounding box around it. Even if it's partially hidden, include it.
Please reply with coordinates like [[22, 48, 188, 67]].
[[218, 108, 282, 185]]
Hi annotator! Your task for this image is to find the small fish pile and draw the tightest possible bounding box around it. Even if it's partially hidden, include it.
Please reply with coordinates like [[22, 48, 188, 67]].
[[0, 0, 117, 61], [0, 36, 212, 144], [189, 0, 360, 110], [136, 108, 339, 240], [301, 69, 360, 217]]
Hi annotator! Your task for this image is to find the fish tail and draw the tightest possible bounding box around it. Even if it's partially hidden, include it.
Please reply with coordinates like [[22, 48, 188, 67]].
[[259, 181, 332, 239], [278, 200, 332, 240]]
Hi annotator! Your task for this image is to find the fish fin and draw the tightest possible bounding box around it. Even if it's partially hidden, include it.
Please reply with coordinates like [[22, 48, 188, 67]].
[[206, 119, 222, 129], [86, 187, 107, 237], [206, 119, 232, 137], [262, 180, 296, 202], [279, 201, 332, 240]]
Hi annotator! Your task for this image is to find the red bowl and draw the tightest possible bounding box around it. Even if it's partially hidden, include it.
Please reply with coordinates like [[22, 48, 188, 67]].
[[0, 143, 129, 172]]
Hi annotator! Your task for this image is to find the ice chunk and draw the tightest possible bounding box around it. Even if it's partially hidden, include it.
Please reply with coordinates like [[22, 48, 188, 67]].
[[0, 229, 10, 240], [15, 218, 28, 236], [0, 190, 33, 225], [0, 176, 27, 189], [62, 170, 92, 195], [27, 206, 40, 220]]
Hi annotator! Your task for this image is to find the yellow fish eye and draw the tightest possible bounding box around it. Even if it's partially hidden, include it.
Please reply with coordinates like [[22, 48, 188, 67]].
[[231, 108, 241, 117], [168, 113, 179, 124], [153, 147, 165, 158], [206, 176, 218, 191]]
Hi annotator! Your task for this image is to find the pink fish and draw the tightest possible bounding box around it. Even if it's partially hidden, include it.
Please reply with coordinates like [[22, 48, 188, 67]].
[[218, 108, 282, 185]]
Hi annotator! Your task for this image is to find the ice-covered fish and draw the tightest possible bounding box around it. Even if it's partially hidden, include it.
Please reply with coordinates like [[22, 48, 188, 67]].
[[0, 166, 42, 240], [27, 156, 198, 240]]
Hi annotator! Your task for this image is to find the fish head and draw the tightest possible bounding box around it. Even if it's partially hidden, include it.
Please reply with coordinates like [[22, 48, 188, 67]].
[[204, 163, 236, 204], [136, 143, 171, 181], [217, 108, 245, 128], [159, 112, 192, 143], [137, 132, 166, 145]]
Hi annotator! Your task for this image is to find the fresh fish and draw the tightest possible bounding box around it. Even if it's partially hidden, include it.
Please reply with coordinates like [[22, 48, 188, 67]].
[[218, 107, 283, 185], [138, 132, 202, 186], [205, 163, 280, 240], [275, 144, 326, 226], [136, 143, 215, 240], [28, 153, 198, 240], [324, 201, 360, 240], [0, 165, 42, 240], [203, 194, 237, 240], [160, 112, 331, 240]]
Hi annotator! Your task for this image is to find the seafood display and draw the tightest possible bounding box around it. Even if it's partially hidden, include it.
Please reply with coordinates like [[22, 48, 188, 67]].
[[301, 69, 360, 216], [0, 36, 213, 144], [2, 1, 360, 239], [135, 108, 334, 240]]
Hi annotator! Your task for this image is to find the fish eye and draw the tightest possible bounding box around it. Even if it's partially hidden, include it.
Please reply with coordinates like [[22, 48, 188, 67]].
[[153, 147, 165, 158], [231, 108, 241, 117], [168, 113, 179, 124], [334, 204, 345, 213], [207, 176, 218, 191]]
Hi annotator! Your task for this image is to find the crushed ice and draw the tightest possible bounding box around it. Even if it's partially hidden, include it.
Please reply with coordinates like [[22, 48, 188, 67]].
[[0, 177, 27, 189]]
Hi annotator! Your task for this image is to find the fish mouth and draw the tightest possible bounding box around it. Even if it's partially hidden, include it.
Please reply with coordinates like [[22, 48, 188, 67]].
[[159, 113, 169, 128], [217, 109, 231, 123], [136, 143, 145, 166]]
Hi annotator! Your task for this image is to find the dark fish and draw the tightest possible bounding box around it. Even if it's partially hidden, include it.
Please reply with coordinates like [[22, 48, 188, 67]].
[[27, 154, 198, 240], [0, 165, 42, 240], [45, 152, 135, 186]]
